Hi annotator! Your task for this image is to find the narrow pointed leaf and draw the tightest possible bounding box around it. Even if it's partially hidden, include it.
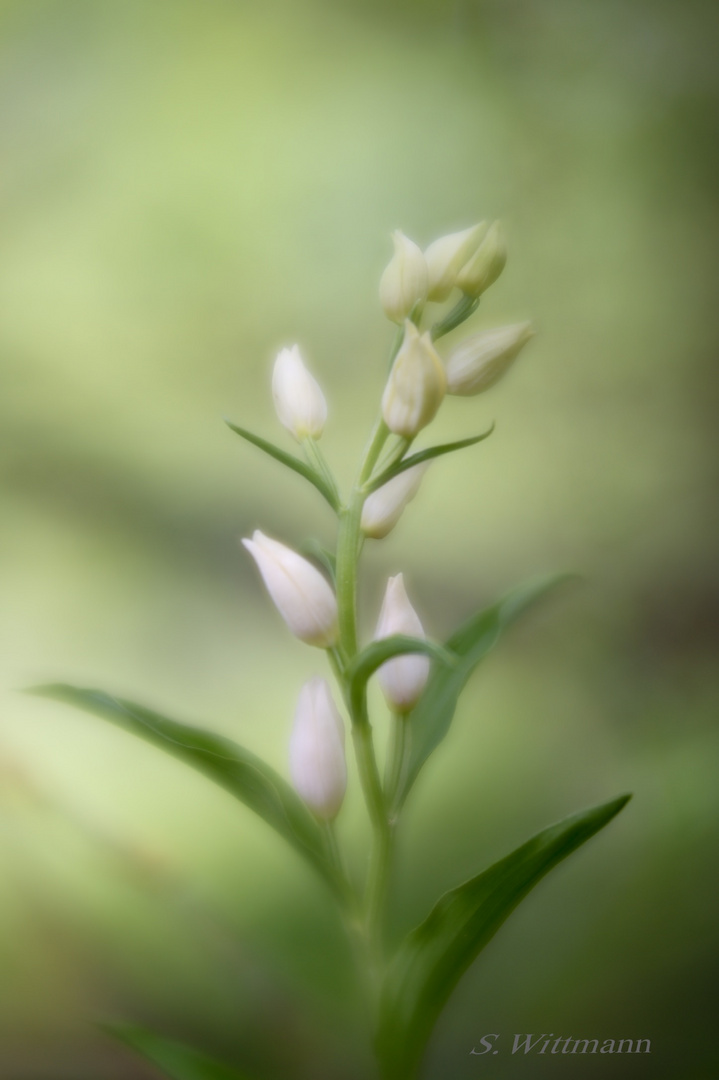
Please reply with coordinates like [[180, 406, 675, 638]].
[[106, 1024, 252, 1080], [225, 421, 338, 510], [394, 573, 576, 810], [31, 684, 339, 894], [347, 636, 456, 717], [376, 794, 631, 1079], [366, 427, 494, 494]]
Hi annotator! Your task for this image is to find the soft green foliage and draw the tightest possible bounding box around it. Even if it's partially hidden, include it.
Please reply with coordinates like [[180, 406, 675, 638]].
[[30, 685, 340, 896], [107, 1024, 253, 1080], [376, 795, 631, 1078]]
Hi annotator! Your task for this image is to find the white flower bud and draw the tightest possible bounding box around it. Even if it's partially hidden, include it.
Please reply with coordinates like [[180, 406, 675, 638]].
[[379, 231, 429, 324], [381, 321, 446, 437], [374, 574, 430, 713], [455, 220, 507, 298], [241, 531, 338, 647], [444, 322, 534, 396], [424, 223, 487, 303], [289, 677, 347, 820], [272, 345, 327, 441], [361, 463, 429, 540]]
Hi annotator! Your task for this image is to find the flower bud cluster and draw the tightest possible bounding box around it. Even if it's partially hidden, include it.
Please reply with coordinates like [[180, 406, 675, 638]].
[[378, 219, 507, 323], [240, 215, 533, 822]]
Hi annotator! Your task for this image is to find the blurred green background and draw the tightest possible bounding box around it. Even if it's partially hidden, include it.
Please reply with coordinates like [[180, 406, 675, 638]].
[[1, 0, 718, 1076]]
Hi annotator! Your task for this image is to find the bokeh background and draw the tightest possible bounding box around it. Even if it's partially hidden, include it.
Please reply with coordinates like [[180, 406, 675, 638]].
[[1, 0, 718, 1077]]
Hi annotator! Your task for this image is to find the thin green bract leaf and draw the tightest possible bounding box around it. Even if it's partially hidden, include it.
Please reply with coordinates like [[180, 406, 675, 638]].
[[347, 635, 456, 718], [394, 573, 576, 811], [30, 684, 339, 895], [366, 427, 495, 494], [225, 420, 339, 511], [106, 1023, 253, 1080], [376, 794, 631, 1079]]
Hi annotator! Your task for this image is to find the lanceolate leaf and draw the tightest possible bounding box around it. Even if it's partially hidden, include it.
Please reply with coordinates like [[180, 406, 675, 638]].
[[31, 685, 339, 895], [346, 635, 457, 718], [366, 427, 495, 494], [393, 574, 576, 811], [376, 794, 631, 1079], [225, 421, 339, 511], [106, 1024, 253, 1080]]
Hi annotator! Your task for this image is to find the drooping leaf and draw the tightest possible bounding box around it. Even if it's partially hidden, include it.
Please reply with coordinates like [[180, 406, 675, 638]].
[[366, 427, 495, 494], [346, 635, 457, 717], [225, 421, 339, 510], [376, 794, 631, 1079], [393, 574, 576, 810], [106, 1024, 253, 1080], [31, 685, 339, 895]]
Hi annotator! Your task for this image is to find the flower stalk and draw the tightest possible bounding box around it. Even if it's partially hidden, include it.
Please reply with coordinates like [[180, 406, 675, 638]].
[[41, 218, 630, 1080]]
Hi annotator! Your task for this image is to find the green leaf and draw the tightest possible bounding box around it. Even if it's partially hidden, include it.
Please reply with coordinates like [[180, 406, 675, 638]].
[[394, 573, 576, 811], [376, 794, 631, 1079], [225, 421, 339, 511], [346, 635, 457, 718], [106, 1024, 253, 1080], [30, 684, 339, 895], [366, 426, 495, 494]]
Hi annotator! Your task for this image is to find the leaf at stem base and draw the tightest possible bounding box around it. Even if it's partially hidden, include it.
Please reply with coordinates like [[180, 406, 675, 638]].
[[376, 794, 631, 1079]]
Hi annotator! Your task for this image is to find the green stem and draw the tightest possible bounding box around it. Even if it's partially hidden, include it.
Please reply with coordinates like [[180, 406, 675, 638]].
[[366, 435, 412, 492], [365, 815, 394, 963], [330, 412, 396, 1026], [336, 498, 363, 658], [360, 418, 391, 485], [384, 713, 407, 812], [335, 419, 389, 658], [431, 293, 479, 341], [353, 716, 392, 967]]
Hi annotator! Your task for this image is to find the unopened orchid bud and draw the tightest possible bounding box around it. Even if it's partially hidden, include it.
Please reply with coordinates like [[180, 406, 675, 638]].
[[272, 345, 327, 441], [445, 322, 534, 396], [374, 574, 430, 713], [242, 531, 338, 647], [424, 223, 487, 303], [381, 321, 446, 437], [379, 231, 429, 324], [289, 677, 346, 820], [455, 221, 507, 298], [361, 463, 429, 540]]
